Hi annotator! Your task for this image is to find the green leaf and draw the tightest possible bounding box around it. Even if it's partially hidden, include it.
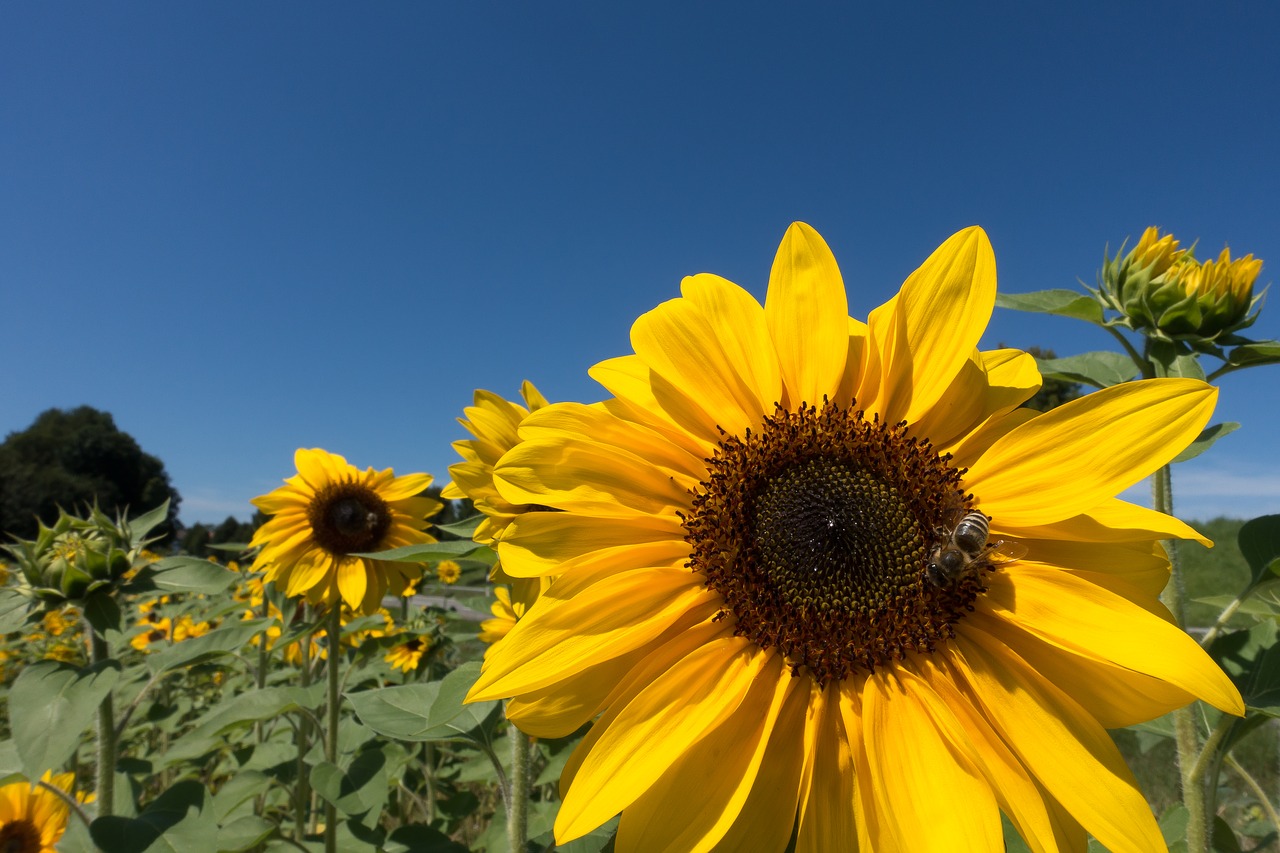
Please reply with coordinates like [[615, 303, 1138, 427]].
[[82, 589, 123, 635], [1149, 341, 1207, 382], [128, 500, 172, 547], [1244, 641, 1280, 716], [995, 289, 1105, 323], [147, 619, 270, 674], [1211, 816, 1243, 852], [0, 740, 21, 778], [1227, 340, 1280, 369], [1035, 352, 1138, 389], [434, 515, 483, 540], [346, 662, 499, 743], [10, 661, 121, 778], [310, 747, 391, 826], [125, 556, 239, 595], [1172, 422, 1241, 464], [211, 771, 271, 822], [351, 540, 486, 562], [204, 541, 251, 554], [0, 588, 34, 634], [90, 780, 217, 853], [216, 816, 277, 852], [1239, 515, 1280, 587], [383, 824, 471, 853], [165, 685, 323, 763]]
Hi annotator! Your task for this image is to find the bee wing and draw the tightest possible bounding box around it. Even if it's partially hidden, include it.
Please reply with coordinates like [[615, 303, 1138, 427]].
[[986, 539, 1028, 564]]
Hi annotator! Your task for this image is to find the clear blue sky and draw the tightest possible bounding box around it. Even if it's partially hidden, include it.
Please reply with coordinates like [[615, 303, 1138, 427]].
[[3, 3, 1278, 526]]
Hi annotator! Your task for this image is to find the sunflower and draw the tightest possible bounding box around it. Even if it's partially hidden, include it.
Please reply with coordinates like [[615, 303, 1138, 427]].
[[468, 223, 1244, 851], [385, 637, 430, 673], [0, 773, 72, 853], [478, 585, 520, 646], [444, 383, 556, 636], [435, 559, 462, 585], [250, 449, 441, 615]]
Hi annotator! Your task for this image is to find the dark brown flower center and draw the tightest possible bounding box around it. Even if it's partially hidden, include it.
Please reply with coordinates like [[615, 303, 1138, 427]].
[[682, 400, 986, 685], [307, 482, 392, 556], [0, 819, 42, 853]]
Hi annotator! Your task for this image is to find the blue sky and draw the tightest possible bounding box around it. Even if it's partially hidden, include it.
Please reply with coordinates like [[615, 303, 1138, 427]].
[[3, 3, 1278, 526]]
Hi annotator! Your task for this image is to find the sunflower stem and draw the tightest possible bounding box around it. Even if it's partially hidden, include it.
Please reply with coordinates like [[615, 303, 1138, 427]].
[[1154, 463, 1210, 851], [295, 607, 314, 840], [507, 716, 532, 853], [1224, 752, 1280, 836], [86, 615, 116, 818], [324, 604, 342, 853]]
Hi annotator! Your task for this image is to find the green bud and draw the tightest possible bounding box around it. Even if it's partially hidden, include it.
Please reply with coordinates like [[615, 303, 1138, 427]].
[[3, 506, 142, 603], [1101, 227, 1264, 341]]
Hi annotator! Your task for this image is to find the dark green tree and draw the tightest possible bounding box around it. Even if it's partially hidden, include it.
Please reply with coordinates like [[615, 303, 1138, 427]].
[[0, 406, 182, 542]]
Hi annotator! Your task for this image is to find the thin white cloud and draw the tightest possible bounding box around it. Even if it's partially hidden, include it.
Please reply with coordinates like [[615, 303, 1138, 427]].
[[1119, 463, 1280, 521]]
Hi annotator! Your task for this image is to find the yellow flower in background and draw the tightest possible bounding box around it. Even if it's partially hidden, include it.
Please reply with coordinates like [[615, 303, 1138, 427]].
[[444, 382, 557, 638], [385, 637, 430, 673], [40, 606, 79, 637], [435, 559, 461, 585], [0, 772, 72, 853], [173, 615, 212, 642], [43, 643, 80, 664], [469, 223, 1243, 851], [478, 586, 521, 648], [131, 614, 172, 651], [250, 449, 441, 615]]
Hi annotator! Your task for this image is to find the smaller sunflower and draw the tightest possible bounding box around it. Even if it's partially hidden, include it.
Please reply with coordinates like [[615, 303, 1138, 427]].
[[385, 636, 431, 673], [0, 773, 73, 853], [444, 382, 557, 644], [131, 614, 172, 651], [250, 449, 441, 615], [435, 559, 461, 585]]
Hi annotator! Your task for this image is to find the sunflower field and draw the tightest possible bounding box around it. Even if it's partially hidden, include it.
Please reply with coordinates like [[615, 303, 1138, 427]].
[[3, 224, 1280, 853]]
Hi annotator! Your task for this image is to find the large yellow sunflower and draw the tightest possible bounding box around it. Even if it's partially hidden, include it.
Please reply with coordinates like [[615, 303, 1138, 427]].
[[250, 449, 441, 615], [0, 773, 72, 853], [468, 223, 1244, 851]]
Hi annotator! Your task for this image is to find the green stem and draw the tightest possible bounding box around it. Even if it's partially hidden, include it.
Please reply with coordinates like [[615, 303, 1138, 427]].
[[86, 617, 116, 818], [507, 719, 532, 853], [324, 604, 342, 853], [37, 776, 93, 829], [295, 607, 314, 840], [1224, 753, 1280, 836], [1199, 592, 1247, 649], [1154, 464, 1210, 852]]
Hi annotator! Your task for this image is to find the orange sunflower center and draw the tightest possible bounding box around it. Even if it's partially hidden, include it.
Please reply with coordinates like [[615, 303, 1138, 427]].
[[683, 399, 987, 685], [0, 819, 42, 853], [306, 482, 392, 556]]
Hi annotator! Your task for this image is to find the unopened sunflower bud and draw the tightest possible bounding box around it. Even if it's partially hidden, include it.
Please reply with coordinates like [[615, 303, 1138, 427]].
[[4, 510, 134, 602], [1101, 227, 1264, 340]]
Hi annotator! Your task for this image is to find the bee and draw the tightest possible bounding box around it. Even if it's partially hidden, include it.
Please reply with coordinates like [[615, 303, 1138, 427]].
[[926, 510, 1027, 587]]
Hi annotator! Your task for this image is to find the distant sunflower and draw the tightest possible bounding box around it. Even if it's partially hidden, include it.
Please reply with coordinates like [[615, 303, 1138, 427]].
[[250, 449, 441, 615], [0, 773, 72, 853], [469, 223, 1244, 851], [478, 586, 520, 646], [435, 559, 461, 585], [385, 637, 430, 673]]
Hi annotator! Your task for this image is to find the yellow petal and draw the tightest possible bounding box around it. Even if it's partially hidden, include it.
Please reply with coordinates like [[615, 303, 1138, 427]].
[[908, 657, 1059, 853], [588, 356, 718, 457], [869, 227, 996, 426], [863, 666, 1002, 850], [499, 511, 687, 578], [950, 633, 1165, 853], [681, 272, 783, 415], [965, 610, 1194, 728], [615, 651, 790, 853], [765, 222, 849, 407], [1012, 498, 1209, 546], [518, 402, 706, 482], [978, 565, 1242, 715], [697, 670, 811, 853], [468, 568, 719, 699], [555, 636, 762, 841], [794, 683, 858, 853], [495, 436, 692, 519], [971, 379, 1217, 527], [335, 557, 368, 610], [379, 471, 434, 501]]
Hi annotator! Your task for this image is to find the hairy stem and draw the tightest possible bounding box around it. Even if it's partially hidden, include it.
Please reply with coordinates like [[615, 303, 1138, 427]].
[[1155, 464, 1210, 852], [325, 604, 342, 853], [86, 618, 116, 817], [507, 721, 532, 853]]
